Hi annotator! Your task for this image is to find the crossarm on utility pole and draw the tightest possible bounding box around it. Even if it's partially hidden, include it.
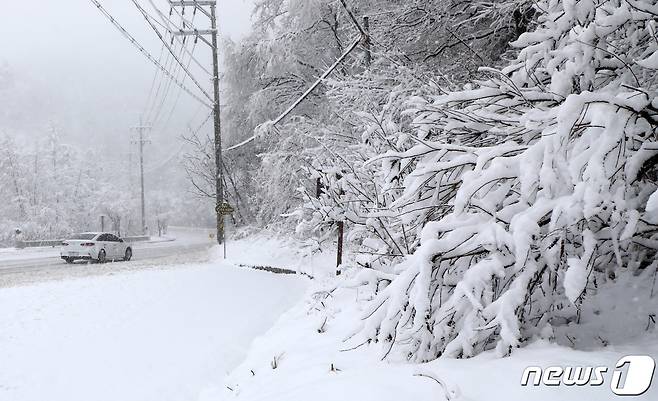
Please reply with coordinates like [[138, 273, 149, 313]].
[[225, 37, 361, 152], [172, 29, 216, 36], [169, 0, 216, 6], [132, 0, 214, 102]]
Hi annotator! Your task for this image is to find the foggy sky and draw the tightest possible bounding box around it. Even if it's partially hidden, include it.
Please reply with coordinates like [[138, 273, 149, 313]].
[[0, 0, 253, 150]]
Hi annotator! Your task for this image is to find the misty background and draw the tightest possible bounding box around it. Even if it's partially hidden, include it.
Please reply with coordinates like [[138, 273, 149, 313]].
[[0, 0, 254, 232]]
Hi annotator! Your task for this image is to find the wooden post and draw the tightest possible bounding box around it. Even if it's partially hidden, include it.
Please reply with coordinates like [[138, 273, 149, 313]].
[[336, 221, 344, 275], [363, 16, 371, 68]]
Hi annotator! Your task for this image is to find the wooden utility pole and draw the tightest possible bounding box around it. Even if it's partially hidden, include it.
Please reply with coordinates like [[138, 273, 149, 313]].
[[210, 3, 224, 245], [131, 119, 151, 235], [170, 0, 224, 245]]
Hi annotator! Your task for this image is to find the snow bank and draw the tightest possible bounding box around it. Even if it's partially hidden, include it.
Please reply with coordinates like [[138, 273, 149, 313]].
[[224, 272, 658, 401], [211, 233, 338, 278], [0, 259, 308, 401]]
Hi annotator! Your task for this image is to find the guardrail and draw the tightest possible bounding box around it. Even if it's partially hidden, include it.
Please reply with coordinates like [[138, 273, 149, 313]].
[[15, 235, 152, 249], [15, 240, 64, 248], [124, 236, 151, 242]]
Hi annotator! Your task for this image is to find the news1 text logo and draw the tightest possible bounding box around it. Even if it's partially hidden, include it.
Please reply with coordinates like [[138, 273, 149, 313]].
[[521, 355, 655, 396]]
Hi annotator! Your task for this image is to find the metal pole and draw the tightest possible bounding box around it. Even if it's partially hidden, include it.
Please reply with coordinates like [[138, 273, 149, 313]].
[[210, 3, 224, 245], [139, 122, 146, 235], [223, 216, 227, 259], [131, 120, 150, 235]]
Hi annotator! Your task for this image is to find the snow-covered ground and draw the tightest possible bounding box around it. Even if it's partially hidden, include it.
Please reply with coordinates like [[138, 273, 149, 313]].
[[221, 246, 658, 401], [0, 248, 308, 401], [213, 233, 336, 277], [2, 233, 656, 401]]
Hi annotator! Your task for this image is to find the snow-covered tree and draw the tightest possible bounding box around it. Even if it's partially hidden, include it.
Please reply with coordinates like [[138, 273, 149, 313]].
[[215, 0, 540, 231], [149, 190, 178, 237], [349, 0, 658, 361]]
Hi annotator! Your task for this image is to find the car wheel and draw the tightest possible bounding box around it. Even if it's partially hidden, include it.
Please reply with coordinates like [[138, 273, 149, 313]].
[[98, 249, 107, 263], [124, 247, 132, 261], [64, 257, 74, 264]]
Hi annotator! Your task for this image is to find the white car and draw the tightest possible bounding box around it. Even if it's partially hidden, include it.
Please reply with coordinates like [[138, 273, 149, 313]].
[[60, 232, 133, 264]]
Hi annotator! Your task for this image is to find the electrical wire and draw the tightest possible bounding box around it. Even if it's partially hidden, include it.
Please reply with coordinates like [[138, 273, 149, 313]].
[[146, 0, 212, 76], [158, 40, 200, 128], [148, 31, 188, 124], [148, 6, 198, 126], [225, 37, 362, 152], [142, 109, 212, 174], [144, 42, 176, 121], [141, 43, 166, 119], [88, 0, 212, 109], [131, 0, 213, 102], [142, 4, 190, 124]]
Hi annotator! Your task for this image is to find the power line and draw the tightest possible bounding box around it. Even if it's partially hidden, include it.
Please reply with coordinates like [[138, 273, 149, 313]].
[[148, 8, 198, 126], [138, 6, 202, 127], [131, 0, 213, 102], [144, 42, 178, 122], [88, 0, 212, 109], [148, 33, 188, 124], [141, 43, 166, 119], [225, 37, 362, 152], [143, 6, 193, 125], [146, 0, 212, 75], [149, 111, 214, 176], [158, 40, 200, 128]]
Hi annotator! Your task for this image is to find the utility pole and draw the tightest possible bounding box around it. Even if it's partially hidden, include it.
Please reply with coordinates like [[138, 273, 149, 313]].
[[131, 119, 151, 235], [170, 0, 224, 245], [128, 149, 134, 193], [210, 3, 225, 246]]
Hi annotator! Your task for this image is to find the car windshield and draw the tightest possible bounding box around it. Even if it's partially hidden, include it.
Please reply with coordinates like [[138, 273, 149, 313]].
[[68, 233, 96, 240]]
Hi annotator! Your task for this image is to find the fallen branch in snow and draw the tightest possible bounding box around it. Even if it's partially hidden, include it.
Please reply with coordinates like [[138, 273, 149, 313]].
[[318, 317, 328, 333], [414, 371, 459, 401]]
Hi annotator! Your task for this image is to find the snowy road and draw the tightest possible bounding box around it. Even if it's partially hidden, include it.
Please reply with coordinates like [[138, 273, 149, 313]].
[[0, 228, 216, 287]]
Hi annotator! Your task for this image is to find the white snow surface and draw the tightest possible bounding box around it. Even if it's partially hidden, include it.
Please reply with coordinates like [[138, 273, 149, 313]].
[[2, 233, 657, 401], [647, 189, 658, 212], [0, 247, 308, 401], [224, 269, 658, 401], [213, 233, 337, 277]]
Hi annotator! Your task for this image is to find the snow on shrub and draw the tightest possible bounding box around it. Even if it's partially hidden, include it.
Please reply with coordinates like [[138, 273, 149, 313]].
[[349, 0, 658, 361]]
